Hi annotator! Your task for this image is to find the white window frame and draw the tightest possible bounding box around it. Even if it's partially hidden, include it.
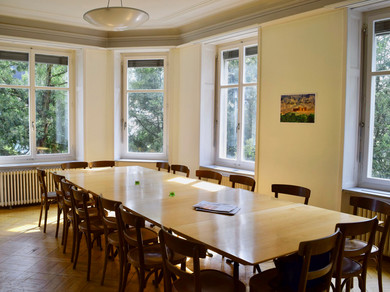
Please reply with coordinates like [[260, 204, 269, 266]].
[[121, 53, 168, 161], [215, 39, 258, 170], [0, 45, 75, 164], [360, 11, 390, 191]]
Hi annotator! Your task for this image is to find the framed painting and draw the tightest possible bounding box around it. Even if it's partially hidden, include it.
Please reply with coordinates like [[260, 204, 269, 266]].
[[280, 93, 315, 123]]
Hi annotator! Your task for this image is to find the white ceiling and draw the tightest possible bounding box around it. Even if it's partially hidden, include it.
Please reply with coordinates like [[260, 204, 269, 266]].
[[0, 0, 266, 30]]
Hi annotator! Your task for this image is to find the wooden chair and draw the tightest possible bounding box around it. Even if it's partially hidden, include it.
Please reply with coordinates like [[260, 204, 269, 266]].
[[52, 172, 66, 240], [171, 164, 190, 177], [195, 169, 222, 184], [61, 161, 88, 170], [272, 184, 311, 205], [159, 227, 246, 292], [60, 179, 77, 261], [118, 204, 184, 292], [230, 174, 256, 191], [228, 174, 257, 270], [249, 229, 342, 292], [98, 196, 123, 290], [349, 196, 390, 292], [156, 162, 170, 172], [332, 217, 378, 292], [71, 187, 104, 281], [89, 160, 115, 168], [37, 168, 58, 233]]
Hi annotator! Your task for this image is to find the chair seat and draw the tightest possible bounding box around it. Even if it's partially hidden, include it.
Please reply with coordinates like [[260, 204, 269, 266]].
[[249, 268, 279, 292], [44, 191, 57, 200], [107, 230, 120, 246], [124, 227, 158, 246], [127, 244, 184, 269], [174, 269, 246, 292], [337, 257, 362, 278], [344, 238, 379, 256], [79, 219, 104, 232]]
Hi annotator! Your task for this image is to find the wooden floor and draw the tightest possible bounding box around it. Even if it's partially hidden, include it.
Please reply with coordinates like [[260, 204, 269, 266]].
[[0, 205, 389, 291]]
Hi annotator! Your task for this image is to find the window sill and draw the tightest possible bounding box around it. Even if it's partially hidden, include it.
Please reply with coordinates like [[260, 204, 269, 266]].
[[200, 165, 254, 177], [0, 161, 65, 170], [342, 187, 390, 201]]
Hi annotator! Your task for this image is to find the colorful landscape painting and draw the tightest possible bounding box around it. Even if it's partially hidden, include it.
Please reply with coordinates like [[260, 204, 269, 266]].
[[280, 94, 315, 123]]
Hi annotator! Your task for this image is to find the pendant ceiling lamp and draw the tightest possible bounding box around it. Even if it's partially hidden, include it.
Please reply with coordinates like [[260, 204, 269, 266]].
[[83, 0, 149, 31]]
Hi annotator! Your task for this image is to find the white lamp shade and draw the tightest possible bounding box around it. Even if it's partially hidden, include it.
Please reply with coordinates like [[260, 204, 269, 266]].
[[83, 7, 149, 31]]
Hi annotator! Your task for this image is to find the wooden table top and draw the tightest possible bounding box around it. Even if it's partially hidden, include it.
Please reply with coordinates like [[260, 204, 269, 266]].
[[57, 166, 364, 266]]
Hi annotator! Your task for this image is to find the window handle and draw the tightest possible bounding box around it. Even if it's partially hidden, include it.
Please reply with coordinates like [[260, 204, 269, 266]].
[[31, 121, 35, 130], [123, 121, 127, 130], [236, 123, 240, 132]]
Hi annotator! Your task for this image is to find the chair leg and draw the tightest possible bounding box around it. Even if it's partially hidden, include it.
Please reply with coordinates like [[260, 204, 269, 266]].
[[377, 255, 383, 292], [70, 221, 77, 262], [63, 220, 69, 254], [139, 268, 145, 292], [118, 247, 124, 292], [122, 262, 131, 292], [73, 231, 82, 269], [38, 200, 44, 227], [86, 233, 92, 281], [61, 213, 67, 246], [101, 242, 110, 285], [253, 264, 261, 273], [43, 203, 49, 233], [55, 206, 61, 238]]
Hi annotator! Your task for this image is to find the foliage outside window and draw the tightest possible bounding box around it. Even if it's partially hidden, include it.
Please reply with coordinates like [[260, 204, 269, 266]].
[[122, 57, 167, 159], [0, 49, 72, 162], [217, 42, 258, 170]]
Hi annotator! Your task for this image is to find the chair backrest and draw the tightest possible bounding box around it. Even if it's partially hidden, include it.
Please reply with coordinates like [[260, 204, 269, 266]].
[[171, 164, 190, 177], [296, 230, 342, 292], [37, 168, 48, 197], [60, 179, 74, 209], [98, 195, 121, 232], [71, 187, 93, 233], [195, 170, 222, 185], [350, 196, 390, 254], [159, 227, 207, 292], [61, 161, 88, 170], [52, 172, 65, 206], [89, 160, 115, 168], [230, 175, 256, 191], [117, 204, 147, 266], [272, 184, 311, 205], [334, 217, 378, 290], [156, 162, 170, 172]]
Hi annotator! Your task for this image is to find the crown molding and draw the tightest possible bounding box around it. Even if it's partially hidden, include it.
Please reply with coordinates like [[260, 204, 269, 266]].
[[0, 0, 384, 49]]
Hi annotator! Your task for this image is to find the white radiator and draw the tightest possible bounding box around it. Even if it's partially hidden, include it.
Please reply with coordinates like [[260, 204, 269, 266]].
[[356, 208, 390, 257], [0, 168, 60, 207]]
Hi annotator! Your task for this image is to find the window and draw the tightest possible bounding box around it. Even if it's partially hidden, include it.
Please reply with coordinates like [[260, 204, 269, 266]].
[[216, 41, 258, 170], [361, 15, 390, 191], [122, 56, 167, 160], [0, 48, 73, 162]]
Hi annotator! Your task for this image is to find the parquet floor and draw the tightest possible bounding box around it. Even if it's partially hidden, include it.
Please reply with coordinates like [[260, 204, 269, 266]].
[[0, 205, 389, 291]]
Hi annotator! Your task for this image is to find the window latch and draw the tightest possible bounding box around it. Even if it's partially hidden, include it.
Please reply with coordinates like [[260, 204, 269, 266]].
[[31, 121, 35, 130], [123, 121, 127, 130], [236, 123, 240, 132]]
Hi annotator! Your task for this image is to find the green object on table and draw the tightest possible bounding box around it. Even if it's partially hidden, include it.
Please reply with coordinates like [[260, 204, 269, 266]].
[[169, 192, 175, 197], [135, 180, 140, 185]]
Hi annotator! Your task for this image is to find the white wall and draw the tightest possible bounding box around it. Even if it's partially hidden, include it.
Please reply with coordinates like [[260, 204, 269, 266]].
[[256, 9, 347, 210], [169, 45, 202, 175], [82, 49, 114, 161]]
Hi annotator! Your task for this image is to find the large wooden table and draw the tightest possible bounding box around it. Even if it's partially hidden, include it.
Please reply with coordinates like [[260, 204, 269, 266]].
[[57, 166, 363, 269]]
